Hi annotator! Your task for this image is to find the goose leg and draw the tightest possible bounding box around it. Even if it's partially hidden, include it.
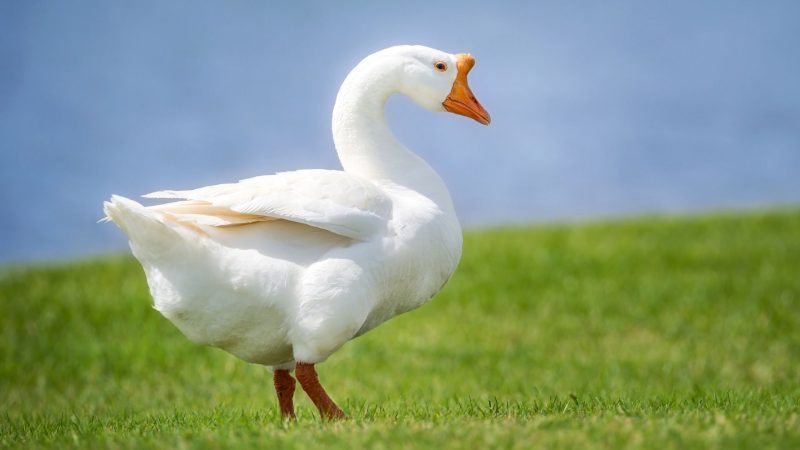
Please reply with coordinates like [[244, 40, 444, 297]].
[[295, 362, 346, 420], [273, 369, 296, 419]]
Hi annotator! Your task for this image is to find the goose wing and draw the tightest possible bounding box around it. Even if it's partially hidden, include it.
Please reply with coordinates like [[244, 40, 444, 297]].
[[144, 169, 392, 240]]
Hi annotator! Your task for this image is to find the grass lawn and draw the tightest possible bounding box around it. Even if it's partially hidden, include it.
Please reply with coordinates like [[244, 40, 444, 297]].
[[1, 209, 799, 449]]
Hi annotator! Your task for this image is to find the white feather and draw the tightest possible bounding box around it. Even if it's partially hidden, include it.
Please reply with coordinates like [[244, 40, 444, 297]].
[[143, 170, 391, 240]]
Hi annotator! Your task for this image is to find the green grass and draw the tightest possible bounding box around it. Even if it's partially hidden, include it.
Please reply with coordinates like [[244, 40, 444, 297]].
[[2, 209, 799, 449]]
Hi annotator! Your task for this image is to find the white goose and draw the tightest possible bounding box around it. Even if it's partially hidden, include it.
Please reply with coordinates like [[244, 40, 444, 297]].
[[104, 45, 490, 419]]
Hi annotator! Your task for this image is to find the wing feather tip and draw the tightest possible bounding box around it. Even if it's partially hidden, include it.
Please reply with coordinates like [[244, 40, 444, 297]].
[[143, 190, 180, 199]]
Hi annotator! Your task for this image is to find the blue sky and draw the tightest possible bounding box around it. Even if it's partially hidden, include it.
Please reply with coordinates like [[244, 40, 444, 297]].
[[1, 1, 799, 261]]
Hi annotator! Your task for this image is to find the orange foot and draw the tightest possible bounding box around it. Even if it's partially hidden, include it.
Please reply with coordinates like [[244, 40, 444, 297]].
[[295, 362, 346, 420]]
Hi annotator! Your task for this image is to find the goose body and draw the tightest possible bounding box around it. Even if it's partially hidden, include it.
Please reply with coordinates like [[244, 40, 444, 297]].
[[104, 45, 490, 419]]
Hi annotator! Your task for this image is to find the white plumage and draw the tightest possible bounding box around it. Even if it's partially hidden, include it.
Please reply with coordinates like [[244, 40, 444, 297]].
[[144, 169, 392, 239], [103, 45, 489, 418]]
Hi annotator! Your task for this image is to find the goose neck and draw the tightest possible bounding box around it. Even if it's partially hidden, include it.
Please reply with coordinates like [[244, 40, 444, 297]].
[[331, 60, 453, 210]]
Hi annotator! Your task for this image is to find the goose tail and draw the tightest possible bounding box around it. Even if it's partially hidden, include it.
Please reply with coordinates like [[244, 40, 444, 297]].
[[103, 195, 192, 260]]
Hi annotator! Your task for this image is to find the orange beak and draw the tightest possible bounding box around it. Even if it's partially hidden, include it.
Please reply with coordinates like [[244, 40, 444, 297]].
[[442, 53, 491, 125]]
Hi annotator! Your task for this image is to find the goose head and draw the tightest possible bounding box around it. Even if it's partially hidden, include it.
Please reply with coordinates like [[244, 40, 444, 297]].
[[394, 46, 491, 125], [332, 45, 491, 187]]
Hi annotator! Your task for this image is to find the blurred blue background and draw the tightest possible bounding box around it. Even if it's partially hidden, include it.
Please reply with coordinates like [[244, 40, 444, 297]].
[[1, 1, 799, 262]]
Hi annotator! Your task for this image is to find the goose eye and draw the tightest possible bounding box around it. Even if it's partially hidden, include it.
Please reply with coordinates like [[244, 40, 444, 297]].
[[434, 61, 448, 72]]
